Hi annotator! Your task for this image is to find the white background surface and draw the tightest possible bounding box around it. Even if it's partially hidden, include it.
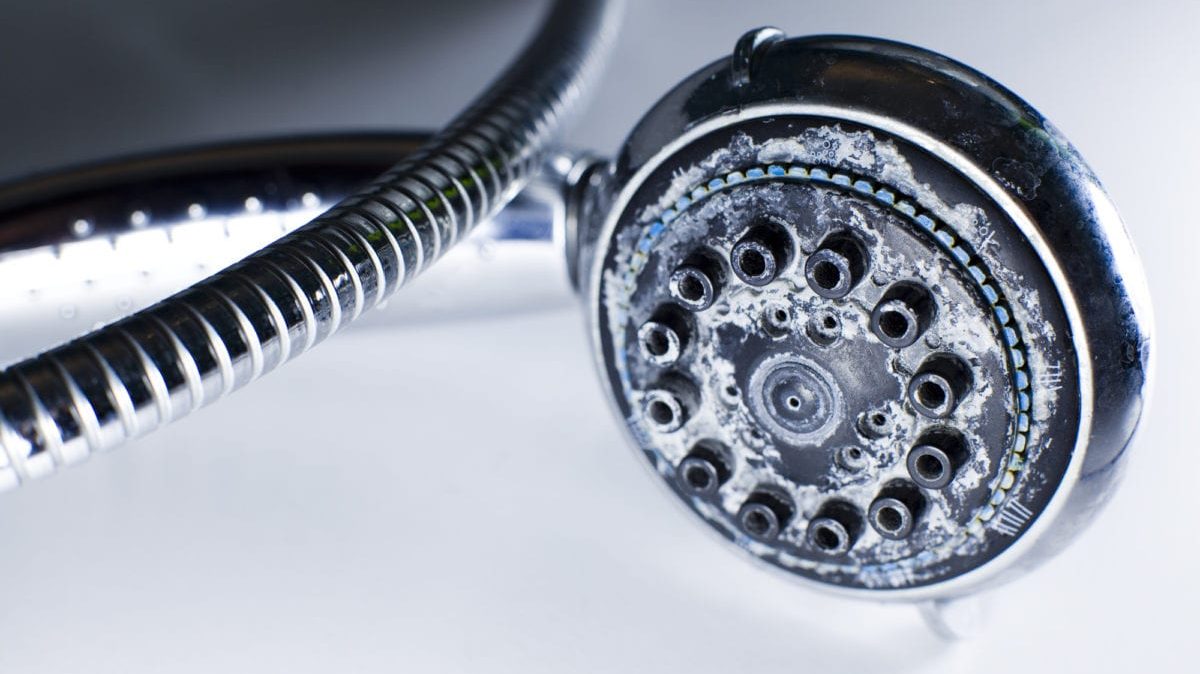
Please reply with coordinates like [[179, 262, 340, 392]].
[[1, 1, 1197, 671]]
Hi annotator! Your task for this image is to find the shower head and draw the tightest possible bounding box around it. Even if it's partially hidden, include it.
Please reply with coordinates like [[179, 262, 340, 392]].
[[581, 30, 1152, 600]]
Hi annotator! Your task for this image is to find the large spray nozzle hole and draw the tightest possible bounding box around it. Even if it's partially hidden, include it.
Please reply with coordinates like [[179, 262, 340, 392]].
[[739, 249, 766, 277], [637, 306, 691, 366], [670, 256, 722, 311], [677, 441, 732, 495], [745, 509, 774, 536], [871, 282, 935, 347], [684, 464, 713, 490], [646, 329, 670, 357], [916, 380, 948, 409], [642, 375, 699, 434], [807, 501, 861, 554], [731, 223, 790, 286], [678, 274, 706, 302], [738, 491, 793, 541], [908, 353, 973, 418], [806, 233, 867, 299], [811, 260, 841, 290], [908, 428, 969, 489], [813, 523, 844, 551], [915, 453, 945, 481], [649, 400, 674, 425], [868, 483, 924, 539], [876, 506, 903, 532], [878, 310, 910, 340], [637, 321, 681, 365]]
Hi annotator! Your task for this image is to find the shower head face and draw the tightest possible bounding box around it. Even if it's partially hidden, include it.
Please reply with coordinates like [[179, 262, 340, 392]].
[[595, 116, 1077, 591], [587, 36, 1151, 597]]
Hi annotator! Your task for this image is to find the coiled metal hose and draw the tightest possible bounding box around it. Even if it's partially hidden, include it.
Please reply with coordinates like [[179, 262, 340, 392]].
[[0, 0, 620, 491]]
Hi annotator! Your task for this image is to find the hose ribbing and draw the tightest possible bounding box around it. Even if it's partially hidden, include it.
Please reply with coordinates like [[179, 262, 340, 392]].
[[0, 0, 620, 491]]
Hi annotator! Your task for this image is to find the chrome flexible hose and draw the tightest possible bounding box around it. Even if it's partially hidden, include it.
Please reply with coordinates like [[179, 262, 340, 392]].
[[0, 0, 621, 491]]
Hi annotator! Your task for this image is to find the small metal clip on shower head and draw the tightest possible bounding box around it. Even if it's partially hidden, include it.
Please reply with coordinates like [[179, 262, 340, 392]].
[[581, 27, 1152, 606]]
